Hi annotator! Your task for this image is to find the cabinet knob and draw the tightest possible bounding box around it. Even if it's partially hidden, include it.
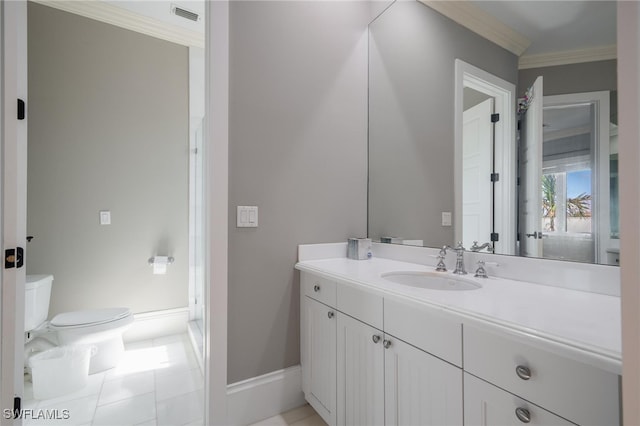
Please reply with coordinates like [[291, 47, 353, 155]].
[[515, 407, 531, 423], [327, 311, 334, 319], [372, 335, 381, 344], [383, 339, 392, 349], [313, 284, 320, 292], [515, 365, 532, 380]]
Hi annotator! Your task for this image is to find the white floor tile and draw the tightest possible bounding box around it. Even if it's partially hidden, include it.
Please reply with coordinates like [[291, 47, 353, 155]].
[[124, 339, 154, 351], [152, 334, 188, 346], [23, 333, 201, 426], [93, 392, 156, 426], [155, 368, 203, 402], [153, 341, 199, 377], [27, 395, 98, 426], [289, 414, 327, 426], [98, 370, 155, 406], [252, 405, 318, 426], [105, 345, 176, 380], [156, 390, 204, 426]]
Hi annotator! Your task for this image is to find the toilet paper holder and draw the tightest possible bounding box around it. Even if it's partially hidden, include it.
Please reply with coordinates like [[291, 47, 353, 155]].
[[147, 256, 175, 265]]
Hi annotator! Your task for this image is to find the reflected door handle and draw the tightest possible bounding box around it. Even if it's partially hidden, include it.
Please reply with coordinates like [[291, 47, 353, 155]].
[[525, 231, 543, 239]]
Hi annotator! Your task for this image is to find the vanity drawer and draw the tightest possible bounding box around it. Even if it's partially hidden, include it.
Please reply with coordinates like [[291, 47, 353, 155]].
[[464, 325, 620, 426], [337, 283, 383, 330], [464, 373, 575, 426], [301, 272, 336, 307], [384, 297, 462, 367]]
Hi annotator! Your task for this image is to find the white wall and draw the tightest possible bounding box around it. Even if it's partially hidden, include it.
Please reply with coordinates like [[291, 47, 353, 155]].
[[27, 3, 189, 316]]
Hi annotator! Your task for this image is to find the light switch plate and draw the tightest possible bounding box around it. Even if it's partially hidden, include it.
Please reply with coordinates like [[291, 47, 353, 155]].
[[237, 206, 258, 228], [100, 210, 111, 225], [442, 211, 452, 227]]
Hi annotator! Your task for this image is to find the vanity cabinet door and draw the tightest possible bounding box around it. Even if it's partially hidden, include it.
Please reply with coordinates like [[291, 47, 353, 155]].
[[384, 337, 463, 426], [337, 313, 385, 426], [302, 296, 337, 426], [464, 373, 575, 426]]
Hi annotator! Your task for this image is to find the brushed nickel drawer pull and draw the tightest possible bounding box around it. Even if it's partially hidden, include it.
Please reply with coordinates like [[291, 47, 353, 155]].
[[327, 311, 334, 319], [313, 284, 320, 292], [516, 365, 532, 380], [383, 339, 392, 349], [515, 407, 531, 423], [372, 335, 381, 344]]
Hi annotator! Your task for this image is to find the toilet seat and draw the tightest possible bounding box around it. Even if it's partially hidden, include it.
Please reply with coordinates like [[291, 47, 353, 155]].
[[50, 307, 131, 329]]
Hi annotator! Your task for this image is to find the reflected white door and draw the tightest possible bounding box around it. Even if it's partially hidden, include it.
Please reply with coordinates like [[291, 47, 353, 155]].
[[519, 76, 544, 257], [462, 98, 494, 249], [1, 0, 28, 422]]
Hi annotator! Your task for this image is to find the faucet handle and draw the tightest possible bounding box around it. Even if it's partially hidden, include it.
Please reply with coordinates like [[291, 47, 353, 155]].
[[455, 241, 466, 251], [474, 260, 488, 278], [435, 246, 448, 272]]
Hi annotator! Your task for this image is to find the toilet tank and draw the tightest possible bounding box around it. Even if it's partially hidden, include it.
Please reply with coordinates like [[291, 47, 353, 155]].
[[25, 275, 53, 332]]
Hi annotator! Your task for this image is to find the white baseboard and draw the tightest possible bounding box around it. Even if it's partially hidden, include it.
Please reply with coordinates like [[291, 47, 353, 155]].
[[227, 365, 306, 425], [123, 307, 190, 343]]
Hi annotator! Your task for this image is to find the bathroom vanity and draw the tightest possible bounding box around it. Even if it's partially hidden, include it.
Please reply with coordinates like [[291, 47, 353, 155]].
[[296, 243, 621, 426]]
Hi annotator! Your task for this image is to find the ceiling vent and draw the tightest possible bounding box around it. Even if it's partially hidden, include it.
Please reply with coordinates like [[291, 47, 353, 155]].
[[171, 4, 199, 22]]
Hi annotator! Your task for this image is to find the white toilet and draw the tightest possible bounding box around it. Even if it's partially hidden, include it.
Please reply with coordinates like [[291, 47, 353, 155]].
[[25, 274, 134, 373]]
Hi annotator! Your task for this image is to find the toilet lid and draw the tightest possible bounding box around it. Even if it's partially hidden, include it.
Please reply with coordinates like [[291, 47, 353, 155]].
[[50, 307, 131, 327]]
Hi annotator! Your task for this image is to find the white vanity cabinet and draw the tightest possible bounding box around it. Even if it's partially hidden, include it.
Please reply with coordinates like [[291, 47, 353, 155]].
[[464, 373, 575, 426], [336, 312, 385, 425], [301, 271, 463, 426], [301, 274, 338, 425], [384, 335, 463, 425], [464, 325, 620, 426], [299, 269, 620, 426]]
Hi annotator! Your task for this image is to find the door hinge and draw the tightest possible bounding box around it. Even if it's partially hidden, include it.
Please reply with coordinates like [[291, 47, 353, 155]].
[[491, 113, 500, 123], [5, 247, 24, 269], [490, 173, 500, 182], [13, 396, 21, 419], [490, 233, 499, 242], [17, 99, 25, 120]]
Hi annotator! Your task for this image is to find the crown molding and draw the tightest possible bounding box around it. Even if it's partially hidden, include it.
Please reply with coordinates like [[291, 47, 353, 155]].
[[31, 0, 204, 48], [419, 0, 530, 56], [518, 45, 617, 69]]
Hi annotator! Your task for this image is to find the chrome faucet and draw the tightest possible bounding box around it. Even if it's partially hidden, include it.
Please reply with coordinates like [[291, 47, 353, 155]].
[[474, 260, 488, 278], [435, 246, 448, 272], [446, 242, 467, 275], [470, 241, 493, 253]]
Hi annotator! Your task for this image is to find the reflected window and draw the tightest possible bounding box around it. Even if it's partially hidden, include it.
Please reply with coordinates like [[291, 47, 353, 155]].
[[542, 170, 592, 235]]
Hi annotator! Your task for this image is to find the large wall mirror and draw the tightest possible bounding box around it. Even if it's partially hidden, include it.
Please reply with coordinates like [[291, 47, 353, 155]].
[[368, 0, 618, 266]]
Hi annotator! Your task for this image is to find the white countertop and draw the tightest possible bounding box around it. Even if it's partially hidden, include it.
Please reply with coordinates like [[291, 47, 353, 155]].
[[296, 256, 621, 374]]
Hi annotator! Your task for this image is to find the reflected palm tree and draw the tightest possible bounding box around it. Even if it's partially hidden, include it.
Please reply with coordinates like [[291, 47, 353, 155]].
[[542, 174, 592, 232]]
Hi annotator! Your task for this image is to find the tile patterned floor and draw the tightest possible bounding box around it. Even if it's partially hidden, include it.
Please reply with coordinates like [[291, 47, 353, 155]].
[[23, 333, 204, 426], [249, 405, 327, 426]]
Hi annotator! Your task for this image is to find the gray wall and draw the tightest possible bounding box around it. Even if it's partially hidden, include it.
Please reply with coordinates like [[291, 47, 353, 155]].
[[368, 1, 518, 247], [518, 59, 617, 96], [228, 1, 371, 383], [27, 3, 189, 316]]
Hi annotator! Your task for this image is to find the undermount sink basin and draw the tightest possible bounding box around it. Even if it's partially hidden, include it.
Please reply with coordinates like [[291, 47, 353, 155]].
[[381, 271, 482, 291]]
